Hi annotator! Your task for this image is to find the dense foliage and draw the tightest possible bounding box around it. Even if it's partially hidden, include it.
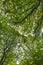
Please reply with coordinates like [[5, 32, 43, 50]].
[[0, 0, 43, 65]]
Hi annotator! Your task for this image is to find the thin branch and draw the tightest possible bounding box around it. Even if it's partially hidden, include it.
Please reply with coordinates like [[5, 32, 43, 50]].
[[32, 15, 43, 44], [0, 47, 6, 65]]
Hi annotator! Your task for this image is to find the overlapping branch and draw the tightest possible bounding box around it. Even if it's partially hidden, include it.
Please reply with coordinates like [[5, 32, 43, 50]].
[[13, 1, 40, 24]]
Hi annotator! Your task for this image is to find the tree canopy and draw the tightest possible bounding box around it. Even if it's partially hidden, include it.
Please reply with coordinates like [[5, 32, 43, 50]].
[[0, 0, 43, 65]]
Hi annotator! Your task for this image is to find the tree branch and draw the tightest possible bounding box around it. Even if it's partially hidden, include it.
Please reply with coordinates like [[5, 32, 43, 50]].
[[13, 1, 40, 24]]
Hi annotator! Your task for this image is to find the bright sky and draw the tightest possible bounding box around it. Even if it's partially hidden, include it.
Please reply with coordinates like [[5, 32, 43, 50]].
[[41, 27, 43, 33]]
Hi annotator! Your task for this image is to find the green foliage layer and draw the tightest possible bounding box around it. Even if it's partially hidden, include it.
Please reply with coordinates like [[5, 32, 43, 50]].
[[0, 0, 43, 65]]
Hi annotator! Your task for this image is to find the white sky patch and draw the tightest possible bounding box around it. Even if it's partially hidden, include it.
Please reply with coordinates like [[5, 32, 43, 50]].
[[41, 27, 43, 33], [1, 35, 3, 37], [16, 61, 20, 64], [24, 34, 28, 37], [24, 32, 28, 37], [0, 10, 2, 13], [2, 0, 5, 1], [18, 30, 22, 35], [17, 43, 20, 46], [30, 32, 35, 37]]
